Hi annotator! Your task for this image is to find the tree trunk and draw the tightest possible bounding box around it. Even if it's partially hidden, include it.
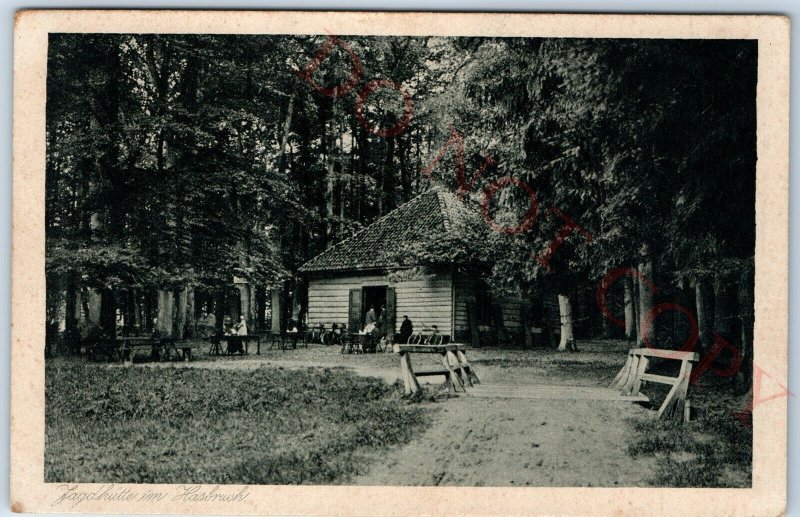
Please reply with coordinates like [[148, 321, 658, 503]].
[[738, 266, 755, 392], [714, 273, 740, 389], [399, 133, 411, 202], [185, 288, 195, 338], [131, 288, 141, 333], [271, 289, 282, 332], [382, 135, 396, 215], [694, 276, 714, 353], [557, 294, 576, 351], [228, 289, 241, 322], [86, 288, 102, 330], [521, 303, 534, 348], [143, 291, 154, 334], [174, 287, 188, 339], [64, 273, 79, 354], [213, 290, 226, 335], [623, 276, 635, 341], [636, 259, 654, 347], [255, 286, 267, 332], [276, 94, 295, 175], [713, 274, 737, 343], [325, 100, 337, 246], [157, 289, 174, 338], [238, 283, 252, 329]]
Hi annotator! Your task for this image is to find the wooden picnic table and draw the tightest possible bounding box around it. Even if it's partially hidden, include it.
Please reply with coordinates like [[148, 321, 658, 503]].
[[211, 334, 262, 355], [396, 343, 479, 394], [87, 337, 202, 363]]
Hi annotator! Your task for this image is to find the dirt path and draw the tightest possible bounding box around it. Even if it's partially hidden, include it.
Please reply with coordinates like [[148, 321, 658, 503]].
[[354, 395, 656, 487], [116, 342, 659, 486], [350, 349, 658, 487]]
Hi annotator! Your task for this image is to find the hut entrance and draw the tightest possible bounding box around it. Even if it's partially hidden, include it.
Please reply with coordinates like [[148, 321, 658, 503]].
[[362, 286, 387, 323]]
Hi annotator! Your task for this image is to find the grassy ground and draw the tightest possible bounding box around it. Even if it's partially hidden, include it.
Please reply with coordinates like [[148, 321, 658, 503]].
[[46, 339, 752, 487], [45, 360, 429, 484], [625, 376, 752, 487]]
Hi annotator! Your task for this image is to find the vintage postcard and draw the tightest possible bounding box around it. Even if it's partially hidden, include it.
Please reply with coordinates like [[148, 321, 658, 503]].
[[11, 10, 789, 516]]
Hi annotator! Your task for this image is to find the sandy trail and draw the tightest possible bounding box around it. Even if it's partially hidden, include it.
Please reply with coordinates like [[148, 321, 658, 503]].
[[354, 395, 655, 487]]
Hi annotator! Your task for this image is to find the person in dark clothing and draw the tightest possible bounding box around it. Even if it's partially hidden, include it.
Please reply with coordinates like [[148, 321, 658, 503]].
[[365, 306, 377, 327], [377, 305, 386, 336], [399, 315, 413, 343]]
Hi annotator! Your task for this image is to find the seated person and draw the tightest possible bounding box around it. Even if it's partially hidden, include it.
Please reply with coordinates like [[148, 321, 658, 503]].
[[399, 315, 413, 343], [235, 316, 248, 336], [361, 322, 378, 353], [287, 319, 299, 348], [203, 311, 217, 338]]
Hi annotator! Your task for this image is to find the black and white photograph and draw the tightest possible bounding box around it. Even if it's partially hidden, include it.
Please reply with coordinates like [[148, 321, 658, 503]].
[[10, 10, 790, 516]]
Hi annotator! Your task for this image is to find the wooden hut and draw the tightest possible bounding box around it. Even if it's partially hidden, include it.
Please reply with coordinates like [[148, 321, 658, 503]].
[[299, 188, 527, 343]]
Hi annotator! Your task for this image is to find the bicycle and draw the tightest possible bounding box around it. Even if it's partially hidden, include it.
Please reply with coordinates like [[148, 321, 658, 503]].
[[324, 323, 346, 347], [407, 324, 443, 345], [305, 322, 325, 344]]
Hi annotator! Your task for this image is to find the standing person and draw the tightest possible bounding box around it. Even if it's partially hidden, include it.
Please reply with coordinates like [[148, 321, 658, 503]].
[[377, 305, 386, 337], [365, 306, 377, 327], [399, 315, 414, 344]]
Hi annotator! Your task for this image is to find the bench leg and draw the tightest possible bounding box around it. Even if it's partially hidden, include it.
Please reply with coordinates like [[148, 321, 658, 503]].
[[440, 352, 464, 393], [457, 350, 480, 385], [619, 354, 640, 396], [447, 350, 470, 388], [611, 352, 634, 390], [658, 360, 691, 421], [631, 356, 649, 396], [400, 352, 421, 395]]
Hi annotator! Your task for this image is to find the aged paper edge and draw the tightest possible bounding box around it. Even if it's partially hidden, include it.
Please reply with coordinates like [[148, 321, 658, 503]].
[[10, 10, 789, 516]]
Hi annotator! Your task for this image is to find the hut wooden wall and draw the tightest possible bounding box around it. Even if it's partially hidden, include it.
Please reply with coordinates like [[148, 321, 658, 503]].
[[307, 272, 384, 327], [453, 274, 474, 340], [307, 272, 454, 335], [395, 276, 452, 336], [500, 299, 524, 330]]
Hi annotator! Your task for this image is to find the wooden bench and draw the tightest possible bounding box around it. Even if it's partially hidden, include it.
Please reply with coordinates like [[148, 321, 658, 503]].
[[160, 340, 205, 362], [397, 343, 480, 395], [610, 348, 699, 422], [85, 340, 121, 362], [86, 337, 204, 363], [119, 340, 160, 363]]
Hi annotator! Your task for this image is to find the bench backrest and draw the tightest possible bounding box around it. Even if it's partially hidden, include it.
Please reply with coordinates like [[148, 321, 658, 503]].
[[630, 348, 698, 362]]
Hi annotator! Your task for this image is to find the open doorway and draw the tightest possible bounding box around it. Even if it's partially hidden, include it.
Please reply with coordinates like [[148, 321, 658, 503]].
[[362, 286, 387, 326]]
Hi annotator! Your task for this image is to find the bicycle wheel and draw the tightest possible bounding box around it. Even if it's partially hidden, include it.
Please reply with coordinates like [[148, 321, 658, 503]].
[[408, 333, 421, 345], [429, 333, 443, 345]]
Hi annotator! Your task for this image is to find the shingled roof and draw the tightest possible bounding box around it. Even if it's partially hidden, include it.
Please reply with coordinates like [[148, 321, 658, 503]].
[[299, 188, 483, 273]]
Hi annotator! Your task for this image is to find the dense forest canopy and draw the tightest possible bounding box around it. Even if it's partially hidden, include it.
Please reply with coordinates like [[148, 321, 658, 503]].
[[45, 33, 756, 380]]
